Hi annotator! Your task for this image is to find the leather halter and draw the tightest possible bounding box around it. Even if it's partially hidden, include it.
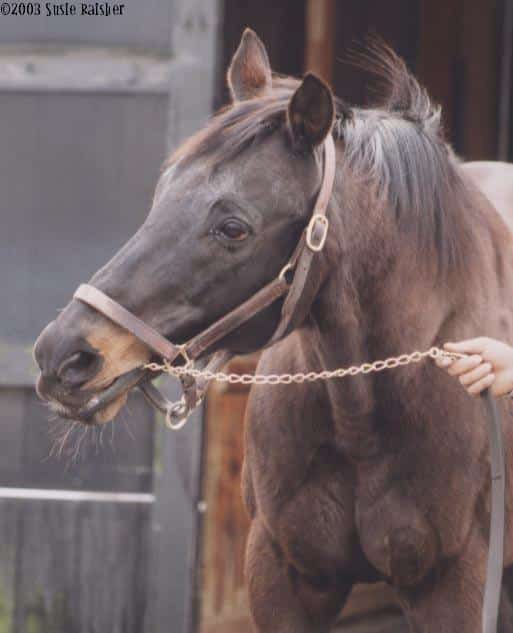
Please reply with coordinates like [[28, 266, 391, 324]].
[[74, 134, 336, 382]]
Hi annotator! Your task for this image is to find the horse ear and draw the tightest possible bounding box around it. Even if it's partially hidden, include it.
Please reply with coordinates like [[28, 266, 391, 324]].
[[227, 28, 272, 102], [287, 73, 335, 149]]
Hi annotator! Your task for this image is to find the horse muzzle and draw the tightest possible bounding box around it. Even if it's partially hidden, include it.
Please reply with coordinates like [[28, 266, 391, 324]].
[[36, 365, 147, 424], [34, 317, 149, 424]]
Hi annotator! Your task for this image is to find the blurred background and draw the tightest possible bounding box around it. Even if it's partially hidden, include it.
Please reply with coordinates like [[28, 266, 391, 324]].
[[0, 1, 511, 632]]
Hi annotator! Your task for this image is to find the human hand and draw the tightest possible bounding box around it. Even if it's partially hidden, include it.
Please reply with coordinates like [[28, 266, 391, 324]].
[[435, 337, 513, 397]]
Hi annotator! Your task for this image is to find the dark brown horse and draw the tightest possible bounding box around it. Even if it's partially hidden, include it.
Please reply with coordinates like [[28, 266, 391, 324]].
[[34, 30, 513, 633]]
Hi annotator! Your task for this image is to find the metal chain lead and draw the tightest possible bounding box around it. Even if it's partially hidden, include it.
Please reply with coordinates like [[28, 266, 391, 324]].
[[145, 346, 464, 386]]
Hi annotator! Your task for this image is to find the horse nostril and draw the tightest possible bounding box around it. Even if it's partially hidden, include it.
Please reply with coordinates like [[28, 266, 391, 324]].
[[57, 350, 101, 388]]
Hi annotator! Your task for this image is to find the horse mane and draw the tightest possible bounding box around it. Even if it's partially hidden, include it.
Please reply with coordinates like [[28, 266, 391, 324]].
[[167, 45, 477, 276], [341, 45, 475, 274]]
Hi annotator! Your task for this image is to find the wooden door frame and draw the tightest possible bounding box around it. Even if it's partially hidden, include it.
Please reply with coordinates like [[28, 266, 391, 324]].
[[498, 0, 513, 160], [144, 3, 222, 633], [304, 0, 336, 81]]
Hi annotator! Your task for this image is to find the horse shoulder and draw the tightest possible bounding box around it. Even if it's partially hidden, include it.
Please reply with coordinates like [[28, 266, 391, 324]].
[[243, 332, 333, 527], [244, 333, 362, 577]]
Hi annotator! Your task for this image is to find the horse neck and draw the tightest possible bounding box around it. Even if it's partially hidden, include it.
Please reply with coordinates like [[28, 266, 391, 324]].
[[302, 168, 501, 460], [304, 251, 451, 458]]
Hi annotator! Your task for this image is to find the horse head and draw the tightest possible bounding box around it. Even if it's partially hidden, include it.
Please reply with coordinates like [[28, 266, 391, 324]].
[[33, 29, 340, 424]]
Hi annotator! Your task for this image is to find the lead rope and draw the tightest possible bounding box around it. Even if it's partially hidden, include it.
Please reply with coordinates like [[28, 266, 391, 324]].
[[144, 346, 460, 428], [145, 345, 459, 385], [143, 346, 449, 428], [146, 346, 505, 633], [482, 391, 505, 633]]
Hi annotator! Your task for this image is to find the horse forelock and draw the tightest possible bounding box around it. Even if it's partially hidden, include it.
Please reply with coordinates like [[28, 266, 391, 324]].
[[165, 76, 300, 172]]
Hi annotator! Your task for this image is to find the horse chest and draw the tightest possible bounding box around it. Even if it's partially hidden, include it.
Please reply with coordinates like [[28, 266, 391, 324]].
[[353, 444, 485, 586]]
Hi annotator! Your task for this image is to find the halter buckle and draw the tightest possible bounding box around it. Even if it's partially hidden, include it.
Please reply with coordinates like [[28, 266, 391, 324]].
[[306, 214, 329, 252]]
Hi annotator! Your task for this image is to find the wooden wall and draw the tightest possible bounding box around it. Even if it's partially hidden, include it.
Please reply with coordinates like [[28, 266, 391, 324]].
[[0, 1, 221, 632], [214, 0, 306, 109], [0, 493, 152, 633], [198, 359, 252, 633], [417, 0, 501, 159]]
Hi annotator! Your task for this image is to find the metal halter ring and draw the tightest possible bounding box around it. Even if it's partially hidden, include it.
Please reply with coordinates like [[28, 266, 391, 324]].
[[306, 214, 329, 252], [164, 397, 190, 430], [279, 261, 295, 283]]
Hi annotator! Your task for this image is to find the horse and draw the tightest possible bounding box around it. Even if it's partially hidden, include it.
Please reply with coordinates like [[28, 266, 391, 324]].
[[33, 29, 513, 633]]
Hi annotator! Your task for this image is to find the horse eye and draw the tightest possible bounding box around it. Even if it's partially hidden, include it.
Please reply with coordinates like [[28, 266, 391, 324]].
[[216, 218, 250, 241]]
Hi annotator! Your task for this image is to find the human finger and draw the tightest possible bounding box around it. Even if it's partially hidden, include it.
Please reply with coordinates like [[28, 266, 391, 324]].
[[459, 362, 493, 387], [466, 373, 495, 396], [444, 339, 488, 355], [435, 355, 453, 368], [447, 354, 482, 377]]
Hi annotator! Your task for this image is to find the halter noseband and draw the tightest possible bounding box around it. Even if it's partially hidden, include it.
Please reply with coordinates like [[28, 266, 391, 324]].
[[73, 135, 336, 419]]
